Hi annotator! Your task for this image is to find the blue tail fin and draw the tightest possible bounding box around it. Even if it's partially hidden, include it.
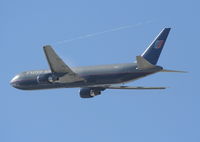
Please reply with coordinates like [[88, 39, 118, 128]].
[[141, 28, 171, 65]]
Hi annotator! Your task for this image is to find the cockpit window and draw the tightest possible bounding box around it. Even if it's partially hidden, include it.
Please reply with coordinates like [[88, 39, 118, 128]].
[[10, 75, 20, 82]]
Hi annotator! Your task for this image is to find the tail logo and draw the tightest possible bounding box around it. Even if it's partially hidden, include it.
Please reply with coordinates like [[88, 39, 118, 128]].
[[154, 40, 164, 49]]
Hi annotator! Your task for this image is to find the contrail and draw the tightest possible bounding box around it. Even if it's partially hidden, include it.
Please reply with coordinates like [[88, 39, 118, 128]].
[[53, 20, 153, 45]]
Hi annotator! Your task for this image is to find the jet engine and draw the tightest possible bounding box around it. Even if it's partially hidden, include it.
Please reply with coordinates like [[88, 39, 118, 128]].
[[79, 88, 105, 98], [47, 75, 59, 83], [37, 74, 59, 84]]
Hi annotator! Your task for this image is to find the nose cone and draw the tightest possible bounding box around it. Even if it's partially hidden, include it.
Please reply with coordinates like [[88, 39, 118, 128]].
[[10, 75, 21, 88]]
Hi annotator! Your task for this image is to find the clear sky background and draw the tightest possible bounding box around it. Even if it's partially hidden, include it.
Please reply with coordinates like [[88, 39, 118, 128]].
[[1, 0, 200, 142]]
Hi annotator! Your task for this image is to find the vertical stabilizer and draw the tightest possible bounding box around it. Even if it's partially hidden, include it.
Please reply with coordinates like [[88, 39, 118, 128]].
[[141, 28, 171, 65], [136, 56, 155, 69]]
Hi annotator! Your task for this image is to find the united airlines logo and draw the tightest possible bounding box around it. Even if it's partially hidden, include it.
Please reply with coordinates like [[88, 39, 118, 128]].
[[154, 40, 164, 49]]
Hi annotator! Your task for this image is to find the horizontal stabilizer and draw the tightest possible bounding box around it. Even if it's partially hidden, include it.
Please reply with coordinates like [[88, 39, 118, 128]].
[[136, 56, 155, 69], [161, 69, 187, 73]]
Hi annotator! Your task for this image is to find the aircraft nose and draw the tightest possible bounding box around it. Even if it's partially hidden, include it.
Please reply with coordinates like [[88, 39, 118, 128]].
[[10, 75, 21, 88]]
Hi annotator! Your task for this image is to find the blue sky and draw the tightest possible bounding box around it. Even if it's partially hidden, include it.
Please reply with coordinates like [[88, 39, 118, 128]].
[[1, 0, 200, 142]]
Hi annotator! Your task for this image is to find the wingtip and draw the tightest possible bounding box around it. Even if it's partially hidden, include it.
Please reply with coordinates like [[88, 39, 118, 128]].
[[180, 71, 188, 73], [43, 45, 54, 53], [43, 45, 52, 49]]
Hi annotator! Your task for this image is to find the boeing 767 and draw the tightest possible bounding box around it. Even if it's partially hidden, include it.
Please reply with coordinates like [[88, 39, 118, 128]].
[[10, 28, 185, 98]]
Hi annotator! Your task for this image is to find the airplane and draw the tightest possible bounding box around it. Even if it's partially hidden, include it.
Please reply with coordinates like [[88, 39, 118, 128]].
[[10, 28, 186, 98]]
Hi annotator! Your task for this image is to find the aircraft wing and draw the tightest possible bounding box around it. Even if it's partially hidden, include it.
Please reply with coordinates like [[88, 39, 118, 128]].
[[87, 85, 166, 90], [160, 69, 187, 73], [104, 85, 166, 90], [43, 45, 85, 83], [43, 45, 74, 73]]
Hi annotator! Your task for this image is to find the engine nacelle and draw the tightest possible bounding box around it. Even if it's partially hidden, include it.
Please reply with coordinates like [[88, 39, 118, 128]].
[[47, 75, 59, 83], [79, 88, 105, 98], [37, 74, 59, 84]]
